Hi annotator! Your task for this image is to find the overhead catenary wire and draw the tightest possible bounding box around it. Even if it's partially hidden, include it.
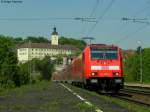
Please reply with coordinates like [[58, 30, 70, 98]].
[[134, 0, 150, 18], [86, 0, 115, 37], [79, 0, 101, 37], [112, 0, 150, 45], [145, 0, 150, 18], [110, 0, 150, 39], [121, 17, 150, 24], [0, 17, 73, 21], [104, 22, 128, 44], [115, 17, 150, 44], [89, 0, 100, 17], [0, 17, 96, 21], [115, 23, 149, 44]]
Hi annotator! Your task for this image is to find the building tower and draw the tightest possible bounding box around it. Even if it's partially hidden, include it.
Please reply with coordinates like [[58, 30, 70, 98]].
[[51, 27, 59, 45]]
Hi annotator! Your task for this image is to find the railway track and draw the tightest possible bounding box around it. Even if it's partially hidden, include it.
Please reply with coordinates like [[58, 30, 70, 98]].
[[113, 87, 150, 106], [68, 83, 150, 107], [96, 86, 150, 106], [122, 88, 150, 95], [125, 85, 150, 92], [114, 95, 150, 106]]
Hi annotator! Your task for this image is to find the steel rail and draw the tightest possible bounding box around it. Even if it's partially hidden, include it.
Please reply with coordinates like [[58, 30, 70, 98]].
[[113, 94, 150, 107], [121, 88, 150, 96]]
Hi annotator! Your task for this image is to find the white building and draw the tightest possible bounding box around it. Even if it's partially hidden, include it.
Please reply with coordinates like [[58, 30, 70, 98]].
[[17, 27, 78, 63]]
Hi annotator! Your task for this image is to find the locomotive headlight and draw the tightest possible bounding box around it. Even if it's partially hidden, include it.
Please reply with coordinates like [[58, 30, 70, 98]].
[[91, 73, 95, 76], [91, 72, 97, 76], [115, 72, 119, 76], [113, 72, 119, 77]]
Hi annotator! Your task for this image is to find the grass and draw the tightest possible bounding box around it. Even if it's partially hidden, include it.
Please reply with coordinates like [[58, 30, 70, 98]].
[[69, 85, 150, 112], [0, 103, 59, 111], [0, 81, 50, 97], [75, 102, 96, 112], [0, 81, 56, 111], [0, 81, 84, 112]]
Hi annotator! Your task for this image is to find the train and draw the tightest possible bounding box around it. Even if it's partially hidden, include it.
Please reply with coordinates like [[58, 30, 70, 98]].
[[52, 44, 124, 92]]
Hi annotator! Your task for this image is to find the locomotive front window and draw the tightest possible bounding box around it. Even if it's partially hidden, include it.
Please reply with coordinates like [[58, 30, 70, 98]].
[[91, 48, 118, 60]]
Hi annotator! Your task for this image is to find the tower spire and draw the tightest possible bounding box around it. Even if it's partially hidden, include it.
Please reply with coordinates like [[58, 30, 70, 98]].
[[51, 27, 59, 45], [52, 27, 58, 35]]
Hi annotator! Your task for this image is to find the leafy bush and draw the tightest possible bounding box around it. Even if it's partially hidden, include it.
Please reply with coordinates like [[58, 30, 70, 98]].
[[17, 63, 30, 86], [124, 48, 150, 83], [0, 36, 18, 88], [35, 56, 55, 80]]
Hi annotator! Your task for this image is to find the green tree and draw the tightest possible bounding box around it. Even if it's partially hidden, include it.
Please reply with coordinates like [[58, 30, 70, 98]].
[[59, 36, 86, 50], [25, 36, 50, 43], [35, 56, 55, 80], [124, 48, 150, 83], [17, 62, 30, 86], [13, 37, 23, 44], [142, 48, 150, 83], [0, 36, 18, 88], [124, 55, 140, 82]]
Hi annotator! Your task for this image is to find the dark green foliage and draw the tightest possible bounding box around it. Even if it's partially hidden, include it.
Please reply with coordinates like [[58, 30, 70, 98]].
[[0, 35, 31, 88], [13, 37, 23, 44], [24, 36, 50, 43], [59, 36, 86, 50], [17, 63, 30, 86], [34, 56, 55, 80], [0, 36, 18, 88], [142, 48, 150, 83], [124, 48, 150, 83], [124, 55, 140, 82], [17, 57, 55, 84], [11, 36, 50, 46]]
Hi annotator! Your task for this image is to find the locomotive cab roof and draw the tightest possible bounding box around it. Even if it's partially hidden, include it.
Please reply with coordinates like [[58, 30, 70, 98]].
[[89, 44, 118, 49]]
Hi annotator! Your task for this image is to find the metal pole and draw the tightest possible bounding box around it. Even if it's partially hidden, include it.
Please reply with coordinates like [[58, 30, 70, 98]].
[[82, 37, 95, 45], [28, 40, 31, 82], [140, 46, 143, 83]]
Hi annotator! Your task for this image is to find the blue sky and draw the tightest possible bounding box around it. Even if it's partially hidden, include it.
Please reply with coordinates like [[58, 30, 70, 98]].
[[0, 0, 150, 49]]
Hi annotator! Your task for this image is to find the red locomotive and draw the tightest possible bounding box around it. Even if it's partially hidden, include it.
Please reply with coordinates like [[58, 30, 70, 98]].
[[53, 44, 124, 92]]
